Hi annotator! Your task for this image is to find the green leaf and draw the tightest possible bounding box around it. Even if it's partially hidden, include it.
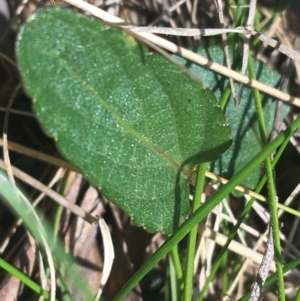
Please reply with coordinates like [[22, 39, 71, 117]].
[[176, 46, 288, 195], [16, 8, 231, 233]]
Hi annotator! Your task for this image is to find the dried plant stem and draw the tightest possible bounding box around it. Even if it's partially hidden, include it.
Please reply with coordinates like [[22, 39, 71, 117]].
[[248, 228, 274, 301], [62, 0, 300, 107], [0, 159, 97, 224]]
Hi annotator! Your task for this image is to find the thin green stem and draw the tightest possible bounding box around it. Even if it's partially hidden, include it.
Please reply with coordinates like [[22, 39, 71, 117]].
[[219, 86, 231, 110], [170, 245, 183, 292], [183, 163, 207, 301], [113, 114, 300, 301], [231, 0, 247, 28], [295, 285, 300, 301], [168, 254, 178, 301], [248, 55, 285, 301], [197, 125, 293, 300], [56, 267, 73, 301], [197, 200, 252, 300], [0, 257, 56, 300]]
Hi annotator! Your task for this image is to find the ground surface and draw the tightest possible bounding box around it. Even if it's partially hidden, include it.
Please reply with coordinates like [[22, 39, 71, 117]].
[[1, 1, 300, 301]]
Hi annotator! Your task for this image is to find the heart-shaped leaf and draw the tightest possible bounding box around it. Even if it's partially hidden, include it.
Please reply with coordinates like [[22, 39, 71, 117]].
[[16, 8, 231, 233]]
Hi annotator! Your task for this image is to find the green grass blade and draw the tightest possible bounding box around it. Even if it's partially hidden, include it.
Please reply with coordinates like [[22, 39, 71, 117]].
[[0, 257, 53, 300], [248, 55, 285, 300], [113, 113, 300, 301], [183, 163, 207, 301]]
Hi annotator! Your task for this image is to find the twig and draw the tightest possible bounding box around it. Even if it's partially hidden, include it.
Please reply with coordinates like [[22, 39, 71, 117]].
[[238, 0, 257, 104], [127, 25, 300, 62], [93, 218, 114, 301], [125, 26, 247, 36], [247, 227, 274, 301], [2, 83, 21, 185], [241, 0, 257, 76], [62, 0, 300, 107], [0, 159, 97, 224], [202, 226, 276, 272], [214, 0, 237, 103], [0, 138, 80, 172]]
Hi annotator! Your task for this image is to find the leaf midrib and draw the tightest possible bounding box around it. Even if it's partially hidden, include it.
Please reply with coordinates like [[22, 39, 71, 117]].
[[45, 51, 193, 179]]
